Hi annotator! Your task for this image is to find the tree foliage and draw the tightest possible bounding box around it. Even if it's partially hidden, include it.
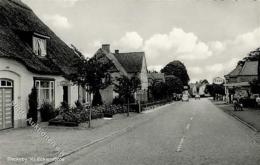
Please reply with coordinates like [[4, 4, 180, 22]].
[[161, 60, 190, 85], [149, 81, 168, 100], [113, 75, 141, 116], [250, 79, 260, 94], [114, 75, 141, 101], [68, 45, 112, 105], [205, 84, 225, 100], [165, 76, 184, 94]]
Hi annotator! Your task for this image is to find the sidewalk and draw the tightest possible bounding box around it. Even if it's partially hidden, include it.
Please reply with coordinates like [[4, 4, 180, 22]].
[[0, 102, 173, 165], [212, 100, 260, 132]]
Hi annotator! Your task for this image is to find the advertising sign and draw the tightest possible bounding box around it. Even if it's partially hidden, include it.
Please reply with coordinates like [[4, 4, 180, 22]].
[[213, 77, 224, 85]]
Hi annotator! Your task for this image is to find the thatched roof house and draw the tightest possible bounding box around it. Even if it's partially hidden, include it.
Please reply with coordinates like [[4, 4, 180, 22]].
[[225, 60, 258, 102], [92, 44, 149, 104], [225, 61, 258, 86], [0, 0, 85, 130], [0, 0, 79, 75]]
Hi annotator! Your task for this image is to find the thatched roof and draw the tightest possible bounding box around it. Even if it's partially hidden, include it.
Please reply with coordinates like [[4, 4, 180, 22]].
[[239, 61, 258, 76], [113, 52, 145, 73], [225, 64, 243, 78], [93, 47, 146, 76], [0, 0, 79, 75], [226, 60, 258, 78]]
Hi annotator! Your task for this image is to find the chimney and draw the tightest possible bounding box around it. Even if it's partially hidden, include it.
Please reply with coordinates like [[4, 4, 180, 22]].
[[102, 44, 110, 53], [115, 50, 119, 54]]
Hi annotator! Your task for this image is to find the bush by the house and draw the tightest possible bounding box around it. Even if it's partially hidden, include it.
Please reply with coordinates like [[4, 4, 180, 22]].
[[49, 102, 81, 126], [27, 87, 38, 124], [92, 91, 103, 106], [112, 96, 125, 105], [40, 102, 58, 122], [48, 100, 138, 127]]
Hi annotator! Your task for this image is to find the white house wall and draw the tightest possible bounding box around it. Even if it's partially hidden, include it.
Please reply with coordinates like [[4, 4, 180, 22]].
[[140, 57, 148, 90], [0, 58, 79, 128]]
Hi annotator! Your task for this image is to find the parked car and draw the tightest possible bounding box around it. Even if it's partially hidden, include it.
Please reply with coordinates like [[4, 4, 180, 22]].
[[182, 94, 189, 102], [195, 94, 200, 100]]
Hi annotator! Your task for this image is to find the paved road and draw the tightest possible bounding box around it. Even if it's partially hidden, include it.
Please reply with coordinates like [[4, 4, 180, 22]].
[[56, 98, 260, 165]]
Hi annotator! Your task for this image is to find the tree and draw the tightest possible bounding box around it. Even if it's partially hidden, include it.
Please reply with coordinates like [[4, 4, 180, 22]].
[[250, 79, 260, 94], [165, 76, 184, 95], [247, 47, 260, 86], [205, 84, 225, 100], [113, 75, 141, 116], [68, 46, 112, 106], [161, 60, 190, 85], [149, 81, 168, 101]]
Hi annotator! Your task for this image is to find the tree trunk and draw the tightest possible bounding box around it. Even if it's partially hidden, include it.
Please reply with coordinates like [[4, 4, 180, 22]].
[[88, 106, 91, 128]]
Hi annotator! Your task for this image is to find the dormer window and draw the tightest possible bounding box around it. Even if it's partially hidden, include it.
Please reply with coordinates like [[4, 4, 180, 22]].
[[32, 32, 50, 57]]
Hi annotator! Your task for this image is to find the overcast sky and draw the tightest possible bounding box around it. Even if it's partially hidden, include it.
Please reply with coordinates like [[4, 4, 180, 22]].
[[22, 0, 260, 83]]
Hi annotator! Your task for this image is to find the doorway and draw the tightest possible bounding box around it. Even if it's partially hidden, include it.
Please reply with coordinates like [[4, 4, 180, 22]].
[[0, 79, 13, 130]]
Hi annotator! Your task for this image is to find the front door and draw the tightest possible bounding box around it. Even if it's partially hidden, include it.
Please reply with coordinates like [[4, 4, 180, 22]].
[[0, 79, 13, 130], [63, 86, 68, 104]]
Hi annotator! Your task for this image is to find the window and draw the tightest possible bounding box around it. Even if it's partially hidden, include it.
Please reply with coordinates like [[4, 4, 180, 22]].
[[33, 37, 47, 56], [0, 80, 13, 87], [35, 80, 54, 106]]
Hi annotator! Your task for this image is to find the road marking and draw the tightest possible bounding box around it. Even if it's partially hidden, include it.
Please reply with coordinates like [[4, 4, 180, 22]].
[[186, 123, 190, 130], [190, 117, 193, 121], [176, 136, 185, 152]]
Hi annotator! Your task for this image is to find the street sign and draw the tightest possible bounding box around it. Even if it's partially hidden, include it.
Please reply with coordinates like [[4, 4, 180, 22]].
[[213, 77, 224, 85]]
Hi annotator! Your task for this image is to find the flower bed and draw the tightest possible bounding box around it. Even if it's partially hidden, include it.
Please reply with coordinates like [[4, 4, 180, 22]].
[[49, 102, 129, 126]]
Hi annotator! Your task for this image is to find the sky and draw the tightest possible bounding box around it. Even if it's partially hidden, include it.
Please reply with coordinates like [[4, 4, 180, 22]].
[[22, 0, 260, 83]]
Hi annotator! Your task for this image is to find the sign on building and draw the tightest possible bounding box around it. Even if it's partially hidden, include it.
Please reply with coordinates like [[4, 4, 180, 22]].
[[213, 77, 224, 85]]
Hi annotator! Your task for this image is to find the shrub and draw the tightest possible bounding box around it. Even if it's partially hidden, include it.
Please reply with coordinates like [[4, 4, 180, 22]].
[[112, 96, 124, 105], [74, 101, 89, 122], [240, 98, 257, 108], [40, 102, 57, 122], [27, 87, 38, 123], [92, 90, 103, 106]]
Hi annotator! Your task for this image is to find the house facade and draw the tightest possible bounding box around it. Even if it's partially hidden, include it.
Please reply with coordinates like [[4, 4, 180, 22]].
[[188, 83, 197, 97], [93, 44, 149, 104], [198, 80, 209, 97], [225, 61, 258, 103], [0, 0, 85, 130]]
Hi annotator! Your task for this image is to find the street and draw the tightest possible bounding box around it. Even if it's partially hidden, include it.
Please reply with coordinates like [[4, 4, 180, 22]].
[[56, 98, 260, 165]]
